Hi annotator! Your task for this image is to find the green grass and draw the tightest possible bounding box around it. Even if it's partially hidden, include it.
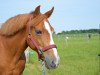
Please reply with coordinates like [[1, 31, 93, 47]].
[[23, 34, 99, 75]]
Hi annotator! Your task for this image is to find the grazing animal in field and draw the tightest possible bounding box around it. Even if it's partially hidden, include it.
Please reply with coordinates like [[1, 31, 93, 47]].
[[88, 34, 91, 39], [0, 6, 60, 75]]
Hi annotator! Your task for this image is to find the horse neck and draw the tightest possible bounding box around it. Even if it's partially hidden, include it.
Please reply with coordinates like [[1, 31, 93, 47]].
[[0, 29, 29, 66], [3, 29, 28, 54]]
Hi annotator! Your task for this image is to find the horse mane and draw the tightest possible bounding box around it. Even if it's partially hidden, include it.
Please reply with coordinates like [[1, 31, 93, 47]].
[[0, 14, 31, 36]]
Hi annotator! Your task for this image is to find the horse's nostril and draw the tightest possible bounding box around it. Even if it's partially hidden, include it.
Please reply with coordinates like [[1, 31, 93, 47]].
[[51, 61, 56, 68], [52, 60, 54, 64]]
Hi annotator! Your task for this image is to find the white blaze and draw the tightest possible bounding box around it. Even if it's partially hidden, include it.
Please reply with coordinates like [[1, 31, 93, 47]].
[[44, 21, 58, 59]]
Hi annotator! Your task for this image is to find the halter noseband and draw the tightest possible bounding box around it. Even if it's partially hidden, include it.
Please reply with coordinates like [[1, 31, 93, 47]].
[[27, 15, 57, 61]]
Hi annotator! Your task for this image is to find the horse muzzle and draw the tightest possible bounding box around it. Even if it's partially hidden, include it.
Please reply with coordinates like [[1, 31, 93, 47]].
[[44, 54, 60, 69]]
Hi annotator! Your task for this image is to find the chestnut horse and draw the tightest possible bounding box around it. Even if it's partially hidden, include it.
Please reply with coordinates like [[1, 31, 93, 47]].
[[0, 6, 60, 75]]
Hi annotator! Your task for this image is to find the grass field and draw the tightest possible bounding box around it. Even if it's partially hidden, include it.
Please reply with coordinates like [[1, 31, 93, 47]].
[[23, 33, 99, 75]]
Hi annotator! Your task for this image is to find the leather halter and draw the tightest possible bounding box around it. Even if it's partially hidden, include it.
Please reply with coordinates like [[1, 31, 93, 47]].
[[26, 15, 57, 60]]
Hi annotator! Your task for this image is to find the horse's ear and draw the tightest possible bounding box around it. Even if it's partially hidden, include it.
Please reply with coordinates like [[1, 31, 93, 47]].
[[34, 5, 40, 15], [31, 5, 40, 16], [44, 7, 54, 18]]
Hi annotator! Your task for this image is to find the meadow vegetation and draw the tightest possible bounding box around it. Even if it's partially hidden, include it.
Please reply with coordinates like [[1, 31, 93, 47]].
[[24, 33, 99, 75]]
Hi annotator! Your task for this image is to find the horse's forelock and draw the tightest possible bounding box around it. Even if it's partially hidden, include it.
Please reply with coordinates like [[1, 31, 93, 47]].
[[0, 14, 31, 36]]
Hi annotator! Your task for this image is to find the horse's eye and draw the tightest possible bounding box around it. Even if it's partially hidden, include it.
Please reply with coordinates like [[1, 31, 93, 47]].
[[36, 30, 42, 35]]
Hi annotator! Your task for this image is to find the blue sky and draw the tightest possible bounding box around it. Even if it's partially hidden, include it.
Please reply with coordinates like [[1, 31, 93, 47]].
[[0, 0, 100, 33]]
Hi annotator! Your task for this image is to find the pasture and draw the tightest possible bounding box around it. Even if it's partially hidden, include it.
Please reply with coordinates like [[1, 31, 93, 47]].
[[23, 33, 99, 75]]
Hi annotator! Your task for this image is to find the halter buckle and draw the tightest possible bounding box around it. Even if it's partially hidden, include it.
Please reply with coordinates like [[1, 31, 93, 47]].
[[38, 48, 43, 55]]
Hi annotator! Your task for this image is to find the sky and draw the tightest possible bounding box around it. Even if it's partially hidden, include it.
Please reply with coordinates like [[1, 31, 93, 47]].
[[0, 0, 100, 33]]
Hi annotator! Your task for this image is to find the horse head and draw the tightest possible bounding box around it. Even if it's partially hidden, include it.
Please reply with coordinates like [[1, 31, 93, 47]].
[[26, 6, 60, 69]]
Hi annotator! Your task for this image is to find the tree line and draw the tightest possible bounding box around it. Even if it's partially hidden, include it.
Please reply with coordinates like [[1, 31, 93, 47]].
[[57, 29, 100, 35]]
